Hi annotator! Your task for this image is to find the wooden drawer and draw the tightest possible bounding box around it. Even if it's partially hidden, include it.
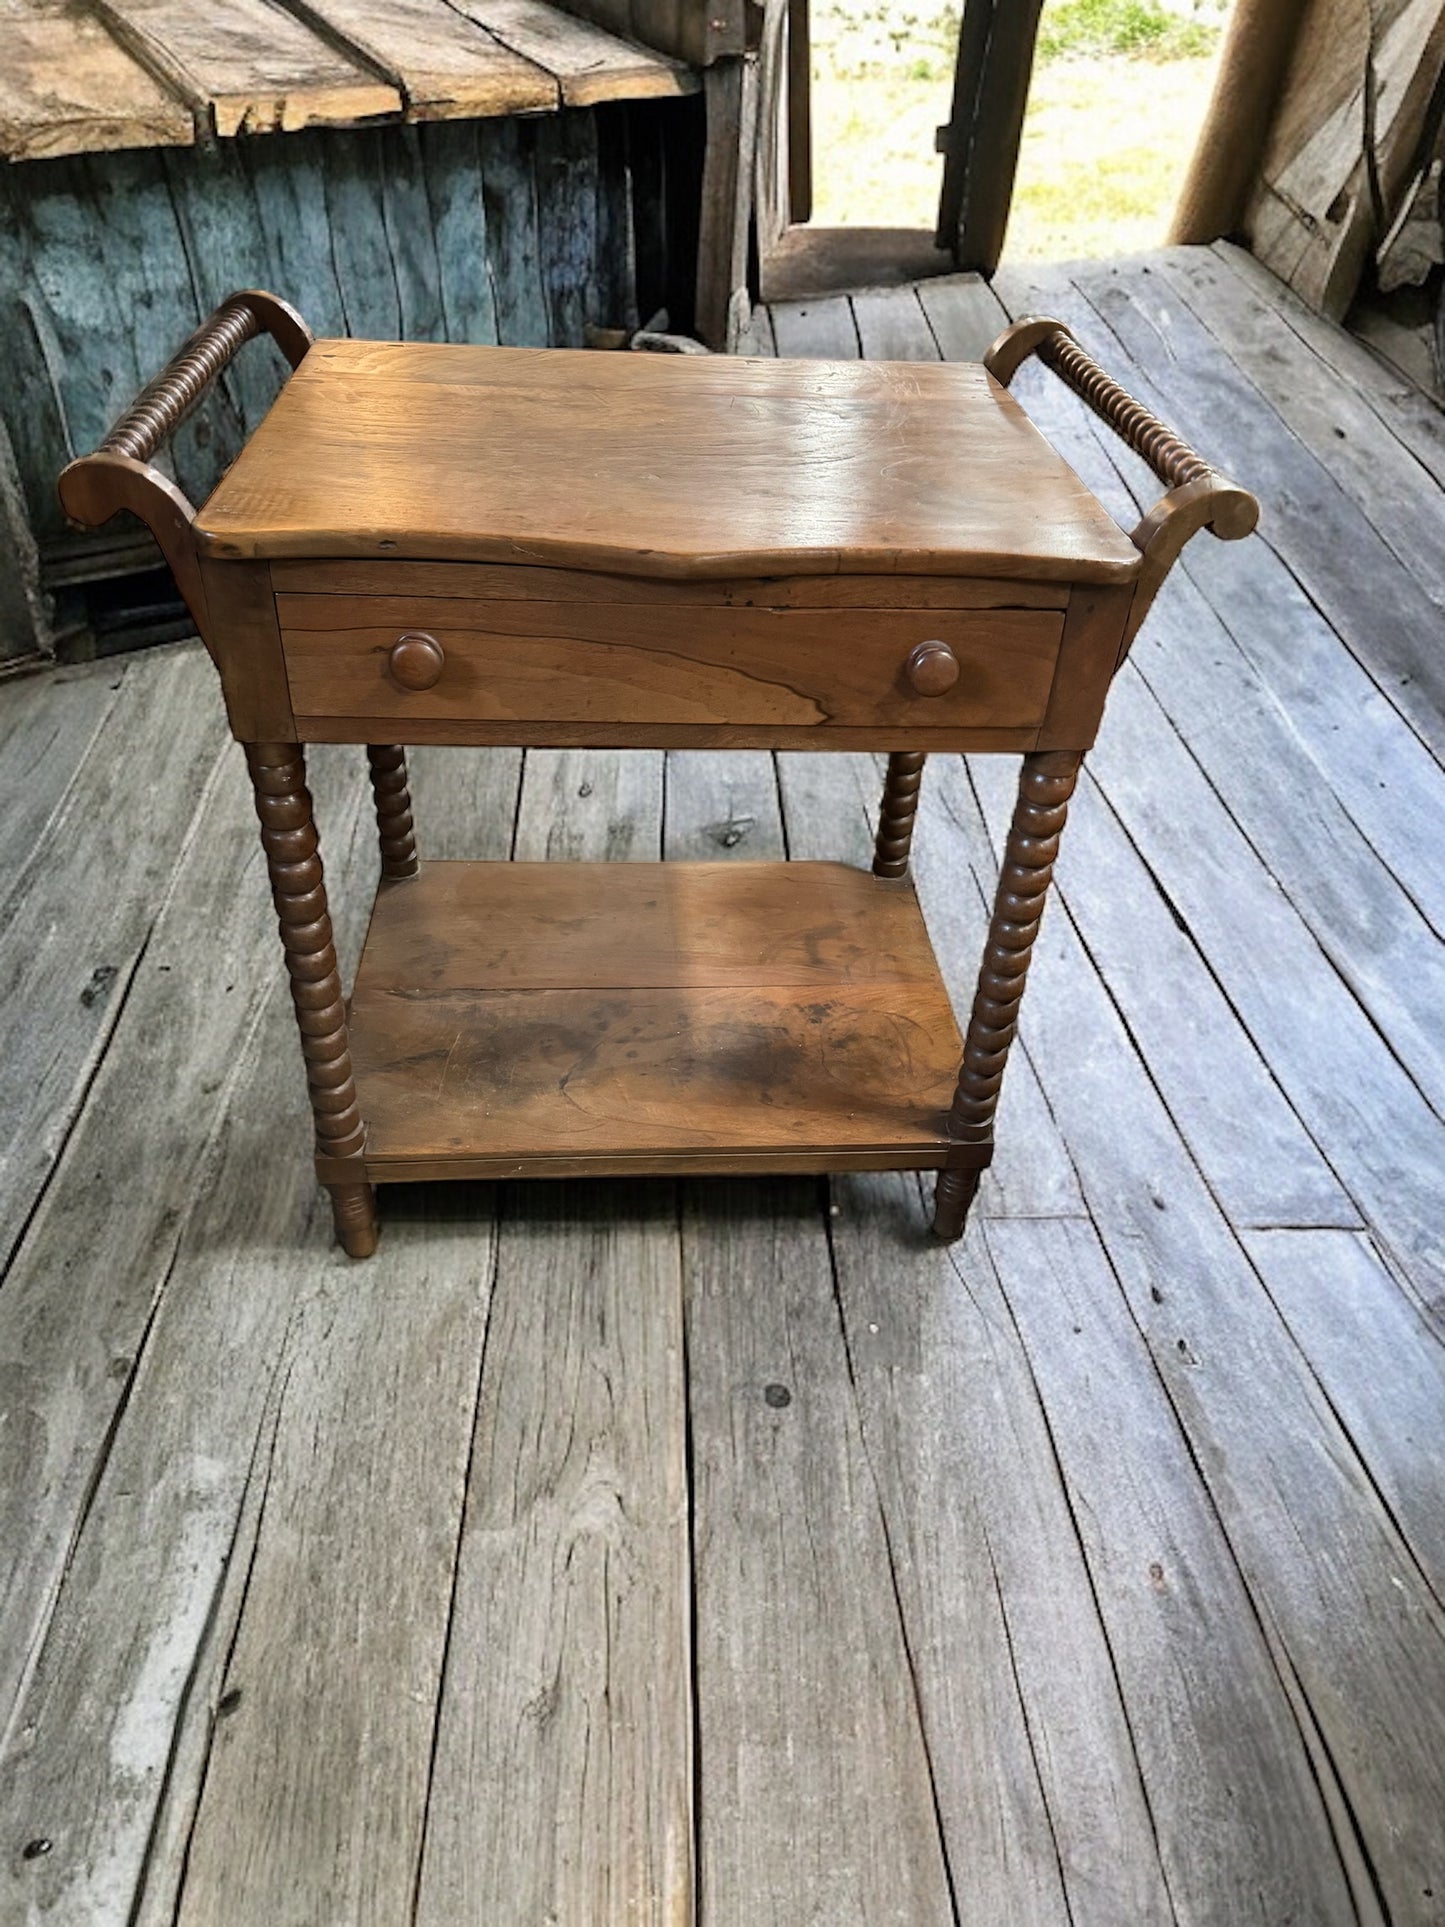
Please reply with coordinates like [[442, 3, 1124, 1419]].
[[275, 591, 1064, 733]]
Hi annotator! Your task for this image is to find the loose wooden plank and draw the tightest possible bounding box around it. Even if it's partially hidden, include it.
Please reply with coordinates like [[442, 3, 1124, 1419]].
[[452, 0, 697, 106], [849, 283, 942, 361], [916, 270, 1013, 362], [985, 1216, 1360, 1923], [0, 0, 192, 162], [766, 293, 860, 358], [828, 1183, 1170, 1924], [0, 644, 228, 1278], [88, 0, 400, 137], [967, 755, 1445, 1920], [280, 0, 558, 118]]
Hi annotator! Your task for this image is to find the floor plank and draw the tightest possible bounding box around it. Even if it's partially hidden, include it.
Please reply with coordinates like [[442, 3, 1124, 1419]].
[[830, 1185, 1172, 1925], [966, 754, 1445, 1923], [767, 293, 860, 358], [413, 743, 694, 1925], [915, 274, 1011, 361], [414, 1186, 692, 1927], [0, 644, 228, 1274], [174, 1196, 498, 1927], [849, 283, 941, 360], [987, 1213, 1360, 1924], [0, 737, 375, 1919], [1215, 240, 1445, 490], [665, 746, 956, 1925], [995, 257, 1445, 764], [682, 1180, 954, 1926]]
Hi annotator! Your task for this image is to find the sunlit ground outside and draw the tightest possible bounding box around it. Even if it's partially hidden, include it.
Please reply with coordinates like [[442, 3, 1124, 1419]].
[[808, 0, 1231, 259]]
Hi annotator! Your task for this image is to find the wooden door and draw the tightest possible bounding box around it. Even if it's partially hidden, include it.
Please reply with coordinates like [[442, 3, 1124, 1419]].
[[935, 0, 1047, 272]]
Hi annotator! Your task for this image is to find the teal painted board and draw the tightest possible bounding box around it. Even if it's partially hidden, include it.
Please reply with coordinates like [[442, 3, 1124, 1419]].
[[0, 101, 685, 609]]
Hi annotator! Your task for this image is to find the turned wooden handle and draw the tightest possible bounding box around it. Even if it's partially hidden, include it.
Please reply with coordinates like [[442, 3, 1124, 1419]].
[[93, 290, 313, 468], [982, 315, 1257, 539], [904, 639, 960, 697], [388, 632, 446, 690]]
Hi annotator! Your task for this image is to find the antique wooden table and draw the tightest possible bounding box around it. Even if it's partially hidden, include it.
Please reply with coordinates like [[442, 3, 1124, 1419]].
[[61, 293, 1256, 1258]]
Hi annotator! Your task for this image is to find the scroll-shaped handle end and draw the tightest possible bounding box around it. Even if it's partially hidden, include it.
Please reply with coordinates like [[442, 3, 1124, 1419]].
[[905, 639, 960, 697], [388, 632, 445, 691]]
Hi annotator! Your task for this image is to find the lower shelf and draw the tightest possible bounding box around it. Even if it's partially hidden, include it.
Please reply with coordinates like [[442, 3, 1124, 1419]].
[[343, 860, 967, 1182]]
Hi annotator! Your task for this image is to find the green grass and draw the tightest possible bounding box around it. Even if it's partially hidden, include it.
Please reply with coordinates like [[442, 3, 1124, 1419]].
[[807, 0, 1227, 259], [1037, 0, 1220, 60]]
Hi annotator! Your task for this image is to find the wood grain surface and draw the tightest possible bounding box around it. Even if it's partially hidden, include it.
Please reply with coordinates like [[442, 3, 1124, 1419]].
[[194, 341, 1143, 581], [0, 0, 193, 161], [87, 0, 399, 136], [273, 0, 557, 119], [277, 591, 1062, 731], [344, 859, 964, 1176]]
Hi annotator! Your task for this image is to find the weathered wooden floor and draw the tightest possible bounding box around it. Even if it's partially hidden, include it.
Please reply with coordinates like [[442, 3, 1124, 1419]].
[[2, 241, 1444, 1925]]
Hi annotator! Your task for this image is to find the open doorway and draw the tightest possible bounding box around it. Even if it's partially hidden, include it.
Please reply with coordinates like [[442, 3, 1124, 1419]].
[[762, 0, 1231, 298]]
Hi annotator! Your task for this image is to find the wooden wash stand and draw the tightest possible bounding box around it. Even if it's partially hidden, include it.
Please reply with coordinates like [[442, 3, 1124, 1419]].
[[60, 294, 1257, 1257]]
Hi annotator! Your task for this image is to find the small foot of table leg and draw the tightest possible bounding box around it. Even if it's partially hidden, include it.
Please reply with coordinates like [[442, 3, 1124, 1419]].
[[932, 1168, 980, 1242], [329, 1181, 379, 1258]]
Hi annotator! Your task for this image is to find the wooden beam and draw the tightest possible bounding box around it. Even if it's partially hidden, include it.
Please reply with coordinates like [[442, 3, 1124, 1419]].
[[935, 0, 1045, 274]]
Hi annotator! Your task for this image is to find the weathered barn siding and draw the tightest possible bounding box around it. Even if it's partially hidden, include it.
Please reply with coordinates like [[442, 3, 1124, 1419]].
[[0, 94, 700, 660]]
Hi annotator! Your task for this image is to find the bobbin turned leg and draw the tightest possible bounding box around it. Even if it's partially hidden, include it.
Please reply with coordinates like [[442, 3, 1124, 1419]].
[[366, 744, 418, 879], [873, 752, 926, 878], [245, 742, 378, 1259], [933, 749, 1082, 1241]]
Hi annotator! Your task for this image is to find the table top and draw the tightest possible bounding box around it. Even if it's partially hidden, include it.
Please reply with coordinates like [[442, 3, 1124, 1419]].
[[194, 340, 1142, 584]]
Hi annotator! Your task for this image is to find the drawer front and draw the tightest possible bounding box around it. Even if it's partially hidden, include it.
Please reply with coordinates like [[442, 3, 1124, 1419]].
[[276, 593, 1063, 731]]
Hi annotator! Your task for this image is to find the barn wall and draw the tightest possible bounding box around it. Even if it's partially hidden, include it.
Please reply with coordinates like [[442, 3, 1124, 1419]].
[[0, 95, 700, 661]]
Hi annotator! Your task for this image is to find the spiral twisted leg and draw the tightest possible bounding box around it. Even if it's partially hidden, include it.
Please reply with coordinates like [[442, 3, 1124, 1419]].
[[932, 749, 1082, 1241], [873, 752, 926, 878], [245, 742, 378, 1259], [367, 744, 418, 879]]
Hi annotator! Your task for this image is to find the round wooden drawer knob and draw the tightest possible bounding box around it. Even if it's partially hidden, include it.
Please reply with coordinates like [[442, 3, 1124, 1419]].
[[388, 632, 445, 690], [904, 639, 960, 697]]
